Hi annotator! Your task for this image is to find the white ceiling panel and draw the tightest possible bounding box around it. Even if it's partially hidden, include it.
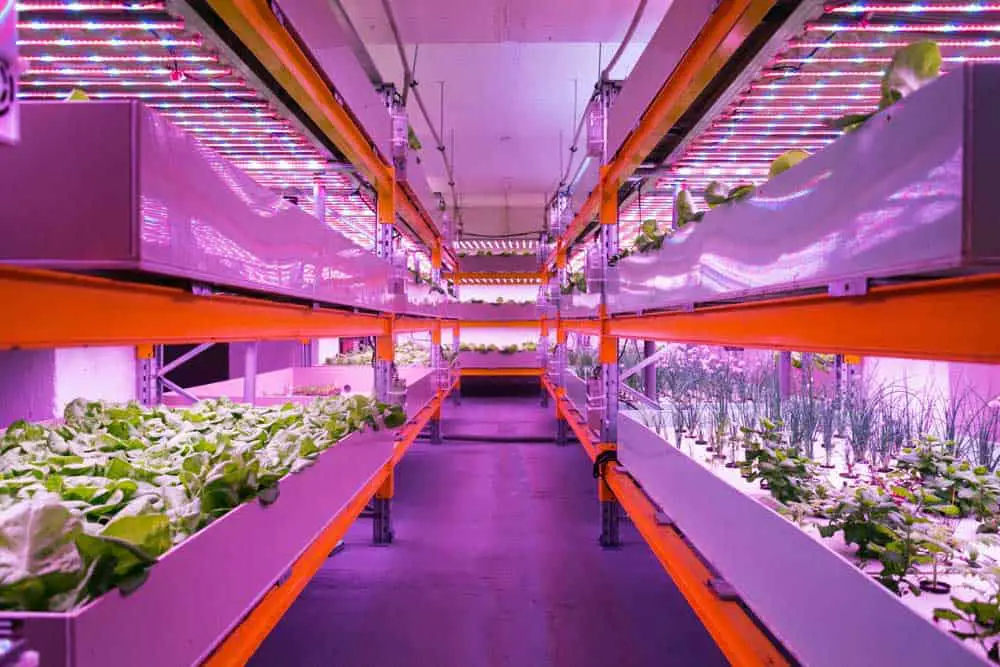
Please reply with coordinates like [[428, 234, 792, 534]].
[[330, 0, 675, 235]]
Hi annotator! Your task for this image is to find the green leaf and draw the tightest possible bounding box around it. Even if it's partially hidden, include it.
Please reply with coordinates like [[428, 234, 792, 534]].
[[704, 181, 728, 208], [933, 608, 963, 622], [769, 150, 810, 179], [727, 184, 755, 202], [828, 111, 877, 132], [102, 514, 171, 559], [0, 500, 84, 610], [881, 40, 942, 107]]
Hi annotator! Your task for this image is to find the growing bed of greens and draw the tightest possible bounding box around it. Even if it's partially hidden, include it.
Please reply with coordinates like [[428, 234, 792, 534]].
[[604, 41, 943, 267], [624, 343, 1000, 661], [0, 395, 405, 613]]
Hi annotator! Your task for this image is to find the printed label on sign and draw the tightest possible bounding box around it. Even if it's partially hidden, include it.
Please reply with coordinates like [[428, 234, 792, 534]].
[[0, 0, 18, 145]]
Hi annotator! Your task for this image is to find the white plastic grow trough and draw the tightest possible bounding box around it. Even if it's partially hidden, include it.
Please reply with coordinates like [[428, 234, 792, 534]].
[[448, 302, 538, 321], [0, 101, 393, 313], [613, 64, 1000, 315], [457, 350, 540, 370], [616, 412, 986, 666], [162, 365, 435, 409], [0, 427, 397, 667]]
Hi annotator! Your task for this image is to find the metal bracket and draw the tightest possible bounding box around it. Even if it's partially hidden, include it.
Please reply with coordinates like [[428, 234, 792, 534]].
[[828, 278, 868, 297], [190, 282, 215, 297], [653, 510, 675, 527], [707, 576, 740, 602], [274, 567, 294, 588]]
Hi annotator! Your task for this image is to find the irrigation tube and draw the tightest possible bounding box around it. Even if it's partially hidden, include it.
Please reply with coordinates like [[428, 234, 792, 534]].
[[380, 0, 462, 228], [557, 0, 648, 191]]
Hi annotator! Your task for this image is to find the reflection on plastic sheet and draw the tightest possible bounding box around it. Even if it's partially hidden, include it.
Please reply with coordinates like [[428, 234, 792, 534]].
[[140, 196, 170, 247]]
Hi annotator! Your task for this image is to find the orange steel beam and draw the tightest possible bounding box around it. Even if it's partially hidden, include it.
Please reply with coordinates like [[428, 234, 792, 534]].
[[547, 0, 776, 267], [449, 271, 544, 284], [207, 0, 450, 262], [0, 267, 381, 349], [396, 182, 457, 268], [458, 368, 544, 377], [205, 381, 455, 666], [394, 317, 451, 334], [208, 0, 385, 190], [610, 274, 1000, 363], [561, 318, 600, 335], [541, 379, 788, 666], [458, 320, 542, 329]]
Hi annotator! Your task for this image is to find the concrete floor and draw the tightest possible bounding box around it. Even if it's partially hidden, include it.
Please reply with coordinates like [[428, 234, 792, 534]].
[[249, 397, 726, 667]]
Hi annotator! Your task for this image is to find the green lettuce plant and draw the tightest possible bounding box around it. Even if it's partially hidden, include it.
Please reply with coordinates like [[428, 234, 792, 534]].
[[0, 395, 405, 611], [830, 41, 942, 132], [743, 418, 818, 504]]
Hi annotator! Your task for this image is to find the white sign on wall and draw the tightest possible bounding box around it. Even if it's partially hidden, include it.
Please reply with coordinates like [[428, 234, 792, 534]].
[[0, 0, 18, 146]]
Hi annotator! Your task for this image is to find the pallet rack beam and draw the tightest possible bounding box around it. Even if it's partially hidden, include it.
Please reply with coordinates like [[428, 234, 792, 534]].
[[545, 0, 776, 268], [605, 275, 1000, 364], [204, 380, 456, 665], [204, 0, 456, 269], [448, 272, 544, 285], [540, 377, 789, 667], [458, 368, 544, 378], [0, 266, 385, 349], [457, 320, 542, 329]]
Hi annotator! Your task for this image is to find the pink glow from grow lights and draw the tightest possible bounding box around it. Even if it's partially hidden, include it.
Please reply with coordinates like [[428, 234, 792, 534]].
[[17, 1, 166, 10], [17, 36, 199, 46], [22, 78, 245, 87], [23, 54, 215, 62], [784, 38, 1000, 49], [809, 22, 1000, 33], [17, 19, 183, 29], [25, 65, 229, 75], [830, 3, 1000, 12]]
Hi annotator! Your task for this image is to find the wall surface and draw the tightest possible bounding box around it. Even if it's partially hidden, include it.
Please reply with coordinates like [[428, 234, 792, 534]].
[[0, 347, 136, 426], [0, 349, 56, 426]]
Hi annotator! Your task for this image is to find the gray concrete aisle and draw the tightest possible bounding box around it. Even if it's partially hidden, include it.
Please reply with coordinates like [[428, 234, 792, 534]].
[[249, 396, 726, 667]]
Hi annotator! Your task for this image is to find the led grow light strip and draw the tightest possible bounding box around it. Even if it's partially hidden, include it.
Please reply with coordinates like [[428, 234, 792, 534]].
[[23, 54, 216, 64], [17, 19, 183, 30], [24, 66, 230, 75], [151, 102, 269, 110], [830, 3, 1000, 13], [775, 55, 1000, 64], [784, 38, 1000, 48], [21, 79, 245, 87], [18, 90, 254, 98], [809, 23, 1000, 33], [16, 1, 166, 10], [17, 37, 199, 46]]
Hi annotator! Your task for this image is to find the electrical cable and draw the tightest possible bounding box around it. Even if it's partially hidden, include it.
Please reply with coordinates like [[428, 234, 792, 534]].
[[600, 0, 647, 83], [556, 0, 647, 194], [379, 0, 463, 230]]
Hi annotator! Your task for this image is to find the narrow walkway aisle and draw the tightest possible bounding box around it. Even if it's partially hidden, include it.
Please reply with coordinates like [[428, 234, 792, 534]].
[[250, 397, 726, 667]]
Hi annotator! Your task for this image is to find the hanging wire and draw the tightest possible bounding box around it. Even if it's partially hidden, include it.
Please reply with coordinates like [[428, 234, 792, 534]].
[[380, 0, 463, 228]]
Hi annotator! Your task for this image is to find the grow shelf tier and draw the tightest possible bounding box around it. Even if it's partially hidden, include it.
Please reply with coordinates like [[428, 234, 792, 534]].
[[0, 101, 394, 313], [457, 350, 542, 371], [612, 64, 1000, 316], [0, 428, 395, 667], [448, 302, 539, 321], [616, 413, 984, 667]]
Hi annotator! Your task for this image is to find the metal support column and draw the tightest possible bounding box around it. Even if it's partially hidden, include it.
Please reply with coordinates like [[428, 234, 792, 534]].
[[243, 342, 258, 405], [430, 318, 444, 444], [136, 344, 159, 407], [373, 470, 394, 546], [598, 156, 621, 549], [643, 340, 657, 400], [373, 176, 396, 544], [778, 350, 793, 400]]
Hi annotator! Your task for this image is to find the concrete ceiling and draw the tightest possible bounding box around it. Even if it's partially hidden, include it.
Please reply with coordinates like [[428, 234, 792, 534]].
[[336, 0, 674, 236]]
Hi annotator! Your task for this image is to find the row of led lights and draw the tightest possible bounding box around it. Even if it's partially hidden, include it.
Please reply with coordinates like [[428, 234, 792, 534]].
[[12, 1, 400, 249]]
